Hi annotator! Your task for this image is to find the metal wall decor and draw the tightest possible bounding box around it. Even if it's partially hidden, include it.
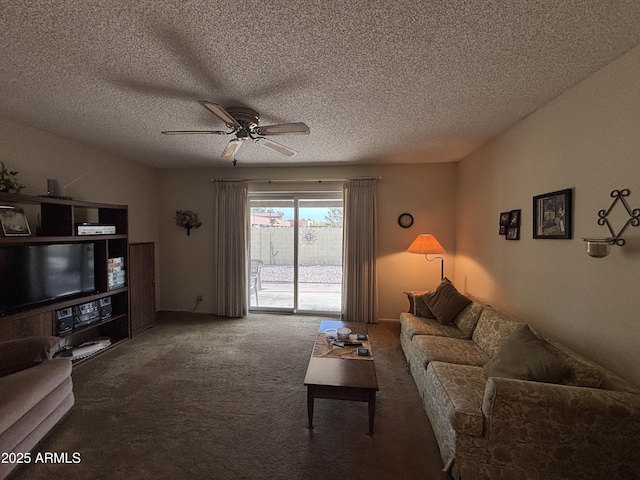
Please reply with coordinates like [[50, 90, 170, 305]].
[[583, 189, 639, 257], [175, 210, 202, 236], [597, 189, 639, 245]]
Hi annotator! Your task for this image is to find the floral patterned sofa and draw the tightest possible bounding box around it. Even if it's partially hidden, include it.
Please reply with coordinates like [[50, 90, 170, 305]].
[[400, 279, 640, 480]]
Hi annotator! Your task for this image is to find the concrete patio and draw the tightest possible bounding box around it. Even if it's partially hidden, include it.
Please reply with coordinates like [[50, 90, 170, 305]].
[[249, 265, 342, 313], [250, 281, 341, 313]]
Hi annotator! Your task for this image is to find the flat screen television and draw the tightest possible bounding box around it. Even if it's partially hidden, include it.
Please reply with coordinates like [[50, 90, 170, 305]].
[[0, 243, 95, 316]]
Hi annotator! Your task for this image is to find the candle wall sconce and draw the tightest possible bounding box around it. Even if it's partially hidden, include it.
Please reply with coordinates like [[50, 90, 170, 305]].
[[582, 189, 639, 257], [175, 210, 202, 236]]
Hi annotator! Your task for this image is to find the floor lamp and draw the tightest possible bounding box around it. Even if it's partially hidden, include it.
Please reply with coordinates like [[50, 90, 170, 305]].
[[407, 234, 446, 280]]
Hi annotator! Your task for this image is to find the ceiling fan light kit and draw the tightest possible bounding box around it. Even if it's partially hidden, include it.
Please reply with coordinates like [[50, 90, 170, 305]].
[[162, 101, 310, 164]]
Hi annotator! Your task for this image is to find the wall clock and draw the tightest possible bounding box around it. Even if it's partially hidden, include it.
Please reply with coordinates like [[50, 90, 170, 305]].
[[398, 213, 414, 228]]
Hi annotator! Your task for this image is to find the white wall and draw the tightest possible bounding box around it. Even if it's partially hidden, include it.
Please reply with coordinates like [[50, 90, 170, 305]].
[[0, 117, 161, 292], [157, 163, 457, 317], [455, 45, 640, 385], [1, 118, 160, 243]]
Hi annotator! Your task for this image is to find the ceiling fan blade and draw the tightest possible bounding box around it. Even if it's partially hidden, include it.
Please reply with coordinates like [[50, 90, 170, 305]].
[[255, 137, 297, 157], [255, 122, 310, 136], [161, 130, 229, 135], [198, 101, 241, 129], [221, 139, 244, 158]]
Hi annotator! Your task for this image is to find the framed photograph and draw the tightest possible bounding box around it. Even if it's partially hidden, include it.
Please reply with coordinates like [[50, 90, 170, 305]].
[[509, 209, 521, 227], [499, 212, 510, 235], [506, 227, 520, 240], [505, 209, 521, 240], [0, 206, 32, 236], [533, 189, 572, 239]]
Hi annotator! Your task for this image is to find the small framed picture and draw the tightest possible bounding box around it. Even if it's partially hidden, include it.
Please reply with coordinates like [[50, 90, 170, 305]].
[[506, 227, 520, 240], [533, 189, 573, 239], [509, 209, 521, 227], [499, 212, 510, 235], [505, 209, 521, 240], [0, 206, 32, 236]]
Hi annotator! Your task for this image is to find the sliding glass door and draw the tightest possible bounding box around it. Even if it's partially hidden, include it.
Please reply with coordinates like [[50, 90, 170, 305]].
[[249, 197, 295, 310], [248, 193, 342, 314]]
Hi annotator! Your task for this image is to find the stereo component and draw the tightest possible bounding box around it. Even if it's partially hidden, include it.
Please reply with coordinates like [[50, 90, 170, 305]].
[[73, 300, 100, 328], [76, 223, 116, 235], [55, 307, 74, 335], [99, 296, 112, 320]]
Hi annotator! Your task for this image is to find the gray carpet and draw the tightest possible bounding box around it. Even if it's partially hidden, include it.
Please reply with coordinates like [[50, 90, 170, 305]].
[[9, 312, 451, 480]]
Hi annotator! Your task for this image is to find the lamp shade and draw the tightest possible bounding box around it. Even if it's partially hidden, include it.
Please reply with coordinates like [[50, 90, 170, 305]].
[[407, 234, 445, 255]]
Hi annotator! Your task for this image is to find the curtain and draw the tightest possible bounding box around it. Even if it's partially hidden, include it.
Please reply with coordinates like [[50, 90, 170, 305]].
[[212, 180, 248, 317], [342, 178, 378, 323]]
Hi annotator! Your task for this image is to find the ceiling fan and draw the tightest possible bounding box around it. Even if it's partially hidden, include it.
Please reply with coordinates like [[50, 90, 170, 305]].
[[162, 101, 310, 163]]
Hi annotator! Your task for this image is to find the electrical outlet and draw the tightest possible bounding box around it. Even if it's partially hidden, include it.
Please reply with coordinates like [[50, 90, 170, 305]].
[[196, 295, 203, 302]]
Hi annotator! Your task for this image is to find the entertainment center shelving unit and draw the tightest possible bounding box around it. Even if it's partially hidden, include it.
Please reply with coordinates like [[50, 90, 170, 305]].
[[0, 192, 130, 364]]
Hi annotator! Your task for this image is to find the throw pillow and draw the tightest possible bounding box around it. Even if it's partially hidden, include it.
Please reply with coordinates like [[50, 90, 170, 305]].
[[424, 278, 472, 325], [529, 327, 603, 388], [0, 336, 61, 377], [484, 325, 570, 384], [413, 293, 435, 318]]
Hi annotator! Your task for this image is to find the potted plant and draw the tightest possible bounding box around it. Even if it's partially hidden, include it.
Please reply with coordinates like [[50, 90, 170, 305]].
[[0, 162, 26, 193]]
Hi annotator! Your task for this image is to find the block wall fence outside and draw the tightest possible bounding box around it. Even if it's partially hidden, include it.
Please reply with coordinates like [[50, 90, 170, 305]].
[[250, 227, 342, 265]]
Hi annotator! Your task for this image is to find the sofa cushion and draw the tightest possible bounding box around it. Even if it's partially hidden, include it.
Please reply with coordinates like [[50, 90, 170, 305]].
[[484, 325, 570, 383], [453, 300, 485, 338], [412, 334, 490, 368], [0, 336, 61, 377], [426, 362, 487, 436], [472, 307, 524, 358], [424, 279, 472, 325], [400, 312, 468, 340]]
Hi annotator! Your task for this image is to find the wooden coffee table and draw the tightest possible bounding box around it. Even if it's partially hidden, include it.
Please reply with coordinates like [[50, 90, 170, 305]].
[[304, 320, 379, 434]]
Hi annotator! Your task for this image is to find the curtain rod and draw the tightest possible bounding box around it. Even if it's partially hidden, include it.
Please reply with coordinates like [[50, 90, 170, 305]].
[[210, 176, 380, 183]]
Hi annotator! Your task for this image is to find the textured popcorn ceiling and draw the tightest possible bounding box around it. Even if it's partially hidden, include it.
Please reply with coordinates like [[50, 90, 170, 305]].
[[1, 1, 640, 168]]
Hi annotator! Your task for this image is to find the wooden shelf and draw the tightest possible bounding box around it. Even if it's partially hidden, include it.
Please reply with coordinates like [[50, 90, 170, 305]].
[[0, 193, 130, 364], [0, 288, 127, 324], [0, 192, 126, 210], [58, 336, 130, 366], [0, 234, 127, 244], [71, 338, 129, 366], [58, 312, 128, 338]]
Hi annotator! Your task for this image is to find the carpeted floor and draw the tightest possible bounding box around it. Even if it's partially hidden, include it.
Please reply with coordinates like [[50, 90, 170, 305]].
[[9, 312, 451, 480]]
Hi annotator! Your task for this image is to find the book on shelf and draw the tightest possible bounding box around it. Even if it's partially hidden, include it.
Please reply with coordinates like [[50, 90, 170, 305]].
[[108, 257, 125, 289]]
